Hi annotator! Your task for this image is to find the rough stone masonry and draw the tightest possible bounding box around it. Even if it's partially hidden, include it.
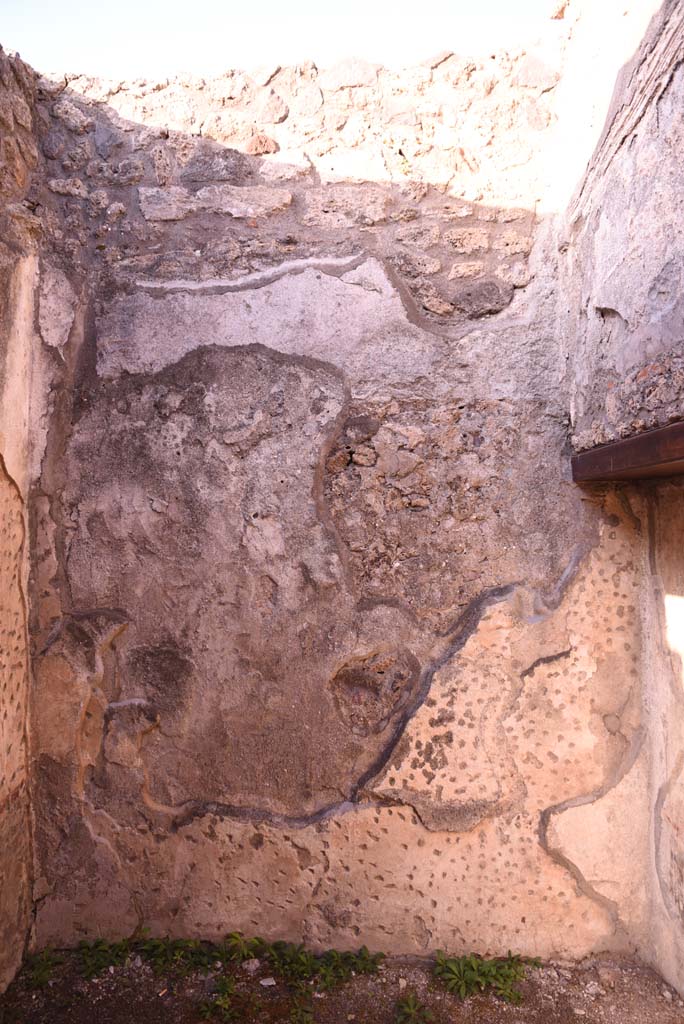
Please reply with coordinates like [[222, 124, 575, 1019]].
[[1, 0, 684, 1001]]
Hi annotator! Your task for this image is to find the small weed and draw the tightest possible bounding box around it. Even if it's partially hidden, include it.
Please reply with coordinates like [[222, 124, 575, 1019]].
[[26, 949, 64, 989], [224, 931, 264, 963], [395, 991, 434, 1023], [199, 975, 237, 1021], [344, 945, 386, 976], [289, 1002, 315, 1024], [77, 938, 130, 979], [266, 941, 319, 983], [434, 950, 540, 1004], [64, 930, 385, 1022], [258, 940, 383, 993], [140, 937, 216, 976]]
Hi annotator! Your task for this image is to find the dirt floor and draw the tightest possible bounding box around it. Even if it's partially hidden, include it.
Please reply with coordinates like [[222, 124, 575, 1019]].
[[1, 949, 683, 1024]]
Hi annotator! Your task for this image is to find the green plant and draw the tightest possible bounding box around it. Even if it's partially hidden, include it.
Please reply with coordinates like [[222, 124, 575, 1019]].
[[73, 931, 385, 996], [76, 935, 222, 980], [266, 941, 319, 983], [225, 931, 264, 963], [199, 976, 237, 1021], [289, 1003, 315, 1024], [345, 945, 385, 976], [395, 991, 434, 1023], [141, 937, 216, 976], [259, 940, 384, 992], [434, 951, 540, 1004], [26, 948, 64, 989], [77, 938, 131, 979]]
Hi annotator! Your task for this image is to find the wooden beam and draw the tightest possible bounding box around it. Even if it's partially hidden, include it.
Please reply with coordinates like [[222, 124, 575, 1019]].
[[572, 422, 684, 482]]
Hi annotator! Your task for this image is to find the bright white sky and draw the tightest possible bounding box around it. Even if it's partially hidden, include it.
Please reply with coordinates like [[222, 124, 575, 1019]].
[[3, 0, 560, 78]]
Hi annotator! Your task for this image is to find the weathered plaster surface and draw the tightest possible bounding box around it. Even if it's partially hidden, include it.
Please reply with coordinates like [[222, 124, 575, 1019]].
[[25, 14, 647, 968], [0, 47, 41, 992], [1, 0, 684, 998], [560, 0, 684, 995], [562, 0, 684, 451]]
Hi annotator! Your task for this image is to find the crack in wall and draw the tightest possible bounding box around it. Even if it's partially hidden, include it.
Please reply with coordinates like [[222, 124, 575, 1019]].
[[520, 648, 572, 680], [133, 253, 368, 296], [538, 722, 646, 949], [163, 584, 517, 832], [645, 490, 684, 928]]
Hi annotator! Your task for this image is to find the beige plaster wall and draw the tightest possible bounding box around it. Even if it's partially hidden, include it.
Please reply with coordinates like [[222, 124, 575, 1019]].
[[0, 47, 41, 992], [1, 0, 683, 997], [560, 0, 684, 994]]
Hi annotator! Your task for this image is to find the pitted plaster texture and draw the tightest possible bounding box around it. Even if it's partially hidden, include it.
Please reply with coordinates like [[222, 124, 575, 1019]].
[[1, 0, 684, 999], [559, 0, 684, 996], [0, 47, 42, 992], [26, 25, 648, 967]]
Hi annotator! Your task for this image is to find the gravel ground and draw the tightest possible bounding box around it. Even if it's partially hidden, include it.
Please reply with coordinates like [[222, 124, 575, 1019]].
[[1, 952, 683, 1024]]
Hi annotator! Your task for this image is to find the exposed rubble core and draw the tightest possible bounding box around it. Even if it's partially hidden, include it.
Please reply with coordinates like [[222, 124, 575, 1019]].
[[1, 0, 684, 1004]]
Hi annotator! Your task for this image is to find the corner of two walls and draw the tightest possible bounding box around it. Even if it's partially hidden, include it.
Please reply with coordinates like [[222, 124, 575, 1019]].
[[560, 0, 684, 994], [0, 44, 85, 993], [0, 47, 40, 992], [1, 0, 684, 998]]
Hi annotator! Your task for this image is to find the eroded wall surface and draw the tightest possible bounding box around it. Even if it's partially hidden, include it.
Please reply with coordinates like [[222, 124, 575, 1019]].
[[563, 0, 684, 451], [561, 0, 684, 994], [0, 0, 679, 996], [20, 19, 659, 967], [0, 47, 40, 992]]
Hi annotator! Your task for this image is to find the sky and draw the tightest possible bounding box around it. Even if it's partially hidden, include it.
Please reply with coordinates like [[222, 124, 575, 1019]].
[[2, 0, 560, 78]]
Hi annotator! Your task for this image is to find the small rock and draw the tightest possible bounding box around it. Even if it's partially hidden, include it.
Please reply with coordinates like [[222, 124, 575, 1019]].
[[451, 277, 514, 318], [663, 988, 673, 1002], [351, 445, 376, 467], [512, 53, 560, 93], [319, 58, 378, 91], [444, 226, 489, 254], [426, 50, 453, 69], [585, 981, 604, 998], [260, 976, 276, 987], [596, 966, 620, 990], [137, 185, 195, 221], [250, 64, 281, 88], [48, 177, 89, 199], [53, 98, 93, 133], [288, 83, 323, 117], [449, 261, 484, 280], [419, 282, 454, 317], [89, 188, 109, 213], [245, 133, 279, 156], [197, 183, 293, 219], [242, 958, 260, 975], [106, 202, 126, 222], [253, 88, 288, 124], [398, 978, 407, 991]]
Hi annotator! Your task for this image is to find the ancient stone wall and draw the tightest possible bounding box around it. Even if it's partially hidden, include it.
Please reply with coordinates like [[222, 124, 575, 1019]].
[[560, 0, 684, 994], [0, 46, 40, 992], [24, 23, 650, 965], [1, 0, 684, 998], [563, 0, 684, 451]]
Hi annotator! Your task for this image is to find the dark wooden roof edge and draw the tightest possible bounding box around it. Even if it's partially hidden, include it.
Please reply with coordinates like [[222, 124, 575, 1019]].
[[571, 421, 684, 482]]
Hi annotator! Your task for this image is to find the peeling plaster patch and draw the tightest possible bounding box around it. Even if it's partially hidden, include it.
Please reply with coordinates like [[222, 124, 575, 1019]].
[[95, 260, 442, 390], [38, 265, 77, 354]]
